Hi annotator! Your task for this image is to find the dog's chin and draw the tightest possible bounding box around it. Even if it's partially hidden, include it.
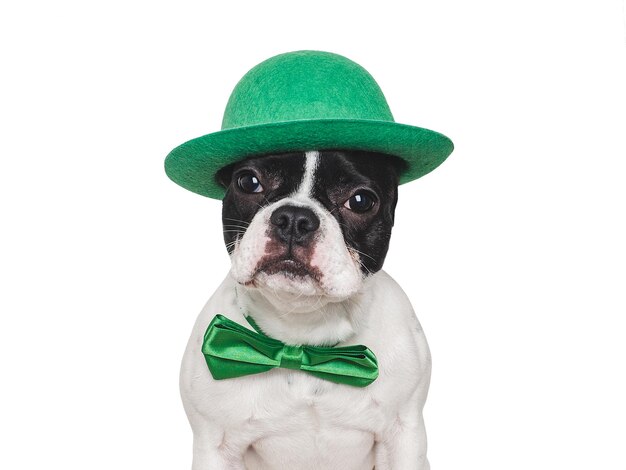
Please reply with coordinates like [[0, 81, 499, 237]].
[[254, 259, 323, 298], [232, 257, 363, 312]]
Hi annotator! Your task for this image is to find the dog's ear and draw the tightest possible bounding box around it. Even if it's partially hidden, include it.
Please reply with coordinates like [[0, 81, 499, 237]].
[[216, 163, 235, 189], [383, 154, 406, 227], [389, 154, 409, 179]]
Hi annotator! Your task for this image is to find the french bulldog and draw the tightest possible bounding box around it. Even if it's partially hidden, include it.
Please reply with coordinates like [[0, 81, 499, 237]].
[[180, 149, 431, 470]]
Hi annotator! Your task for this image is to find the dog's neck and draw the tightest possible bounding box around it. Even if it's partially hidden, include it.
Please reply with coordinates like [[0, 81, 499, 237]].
[[233, 275, 376, 346]]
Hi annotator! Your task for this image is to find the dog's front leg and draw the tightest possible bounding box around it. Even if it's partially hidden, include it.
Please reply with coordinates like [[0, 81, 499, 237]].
[[375, 388, 429, 470], [191, 429, 247, 470], [375, 418, 429, 470], [385, 416, 429, 470]]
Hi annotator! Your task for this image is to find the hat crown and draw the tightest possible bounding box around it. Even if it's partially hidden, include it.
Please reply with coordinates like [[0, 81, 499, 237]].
[[221, 51, 394, 130]]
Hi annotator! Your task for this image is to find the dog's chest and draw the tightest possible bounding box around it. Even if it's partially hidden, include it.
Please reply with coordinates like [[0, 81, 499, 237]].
[[235, 370, 383, 469], [244, 369, 384, 426]]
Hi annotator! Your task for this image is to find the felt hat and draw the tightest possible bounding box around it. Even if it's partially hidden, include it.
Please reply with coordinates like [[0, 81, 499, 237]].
[[165, 50, 454, 199]]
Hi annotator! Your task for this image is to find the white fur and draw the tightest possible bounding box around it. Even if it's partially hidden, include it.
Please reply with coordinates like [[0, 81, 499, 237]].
[[180, 152, 432, 469], [180, 272, 431, 470], [295, 150, 319, 198]]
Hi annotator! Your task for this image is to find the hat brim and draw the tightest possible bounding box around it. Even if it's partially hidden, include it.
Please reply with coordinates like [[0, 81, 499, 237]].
[[164, 119, 454, 199]]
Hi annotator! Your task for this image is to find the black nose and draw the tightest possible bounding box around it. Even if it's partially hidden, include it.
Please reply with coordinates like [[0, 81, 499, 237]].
[[270, 205, 320, 245]]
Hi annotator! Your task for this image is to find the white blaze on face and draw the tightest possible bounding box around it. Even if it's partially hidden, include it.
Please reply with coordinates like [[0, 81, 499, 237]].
[[229, 151, 364, 305], [294, 150, 319, 198]]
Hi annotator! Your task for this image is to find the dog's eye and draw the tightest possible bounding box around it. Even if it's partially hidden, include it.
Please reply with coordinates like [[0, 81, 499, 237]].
[[344, 191, 376, 213], [237, 172, 264, 194]]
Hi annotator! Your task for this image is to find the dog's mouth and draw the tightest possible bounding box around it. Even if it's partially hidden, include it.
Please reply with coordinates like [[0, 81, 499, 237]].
[[255, 257, 320, 281]]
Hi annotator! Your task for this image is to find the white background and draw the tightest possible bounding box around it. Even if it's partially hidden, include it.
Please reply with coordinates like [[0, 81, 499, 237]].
[[1, 1, 625, 469]]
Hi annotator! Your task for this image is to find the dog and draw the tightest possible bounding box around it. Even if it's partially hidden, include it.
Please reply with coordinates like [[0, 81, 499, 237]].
[[179, 149, 432, 470]]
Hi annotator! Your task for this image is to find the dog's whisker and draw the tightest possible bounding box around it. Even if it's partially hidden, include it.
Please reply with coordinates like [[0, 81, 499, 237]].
[[281, 290, 307, 317], [328, 204, 341, 215], [317, 298, 331, 330], [356, 257, 374, 276], [335, 223, 378, 262], [223, 217, 251, 226], [348, 245, 378, 264], [250, 195, 271, 211]]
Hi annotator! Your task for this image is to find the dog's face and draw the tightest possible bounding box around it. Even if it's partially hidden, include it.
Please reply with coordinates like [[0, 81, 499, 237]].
[[217, 150, 405, 309]]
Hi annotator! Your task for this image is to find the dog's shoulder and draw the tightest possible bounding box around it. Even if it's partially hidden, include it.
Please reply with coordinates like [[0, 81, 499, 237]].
[[359, 270, 428, 341], [357, 271, 431, 393]]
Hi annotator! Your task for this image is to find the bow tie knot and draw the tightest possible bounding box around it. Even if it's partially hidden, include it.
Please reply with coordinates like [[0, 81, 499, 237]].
[[279, 344, 304, 370], [201, 314, 379, 387]]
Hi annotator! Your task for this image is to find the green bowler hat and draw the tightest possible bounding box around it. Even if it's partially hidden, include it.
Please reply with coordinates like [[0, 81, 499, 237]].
[[165, 50, 454, 199]]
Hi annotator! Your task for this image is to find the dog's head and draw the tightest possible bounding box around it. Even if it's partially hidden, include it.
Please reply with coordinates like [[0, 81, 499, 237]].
[[217, 150, 406, 310]]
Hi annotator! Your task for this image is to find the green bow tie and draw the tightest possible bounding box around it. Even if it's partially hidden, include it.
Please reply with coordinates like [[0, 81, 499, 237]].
[[201, 314, 379, 387]]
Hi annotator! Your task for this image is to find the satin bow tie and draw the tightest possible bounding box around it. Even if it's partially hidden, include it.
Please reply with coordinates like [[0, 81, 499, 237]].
[[201, 314, 379, 387]]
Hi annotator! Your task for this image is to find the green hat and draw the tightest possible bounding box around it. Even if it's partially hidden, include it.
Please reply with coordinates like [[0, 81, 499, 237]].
[[165, 50, 454, 199]]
